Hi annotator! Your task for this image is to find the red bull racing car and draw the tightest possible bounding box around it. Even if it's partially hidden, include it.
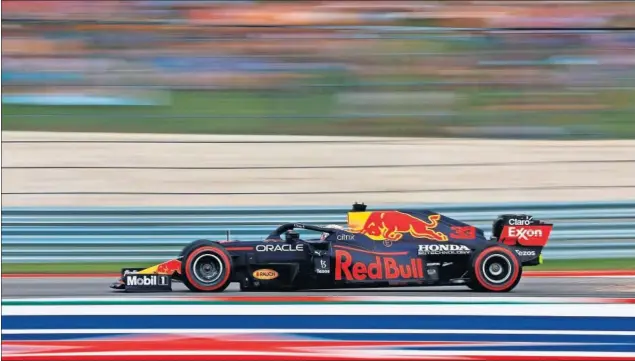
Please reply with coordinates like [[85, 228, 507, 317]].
[[111, 203, 553, 293]]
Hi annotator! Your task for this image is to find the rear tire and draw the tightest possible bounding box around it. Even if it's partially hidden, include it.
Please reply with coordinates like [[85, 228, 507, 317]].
[[467, 245, 522, 292], [180, 240, 233, 292]]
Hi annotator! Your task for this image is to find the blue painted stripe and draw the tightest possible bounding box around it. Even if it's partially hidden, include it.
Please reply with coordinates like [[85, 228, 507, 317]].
[[4, 315, 635, 331]]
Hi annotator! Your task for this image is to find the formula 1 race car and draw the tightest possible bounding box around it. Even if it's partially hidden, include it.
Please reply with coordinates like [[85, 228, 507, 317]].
[[111, 203, 553, 293]]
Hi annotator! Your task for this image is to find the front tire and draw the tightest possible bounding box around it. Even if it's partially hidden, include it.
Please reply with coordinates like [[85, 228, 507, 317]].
[[467, 245, 522, 292], [180, 240, 232, 292]]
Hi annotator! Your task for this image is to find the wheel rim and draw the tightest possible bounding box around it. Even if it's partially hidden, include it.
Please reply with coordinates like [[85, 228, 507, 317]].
[[489, 263, 503, 276], [481, 254, 513, 284], [191, 253, 224, 285]]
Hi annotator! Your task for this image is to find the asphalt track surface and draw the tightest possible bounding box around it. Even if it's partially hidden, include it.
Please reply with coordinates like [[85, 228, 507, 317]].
[[3, 276, 635, 298]]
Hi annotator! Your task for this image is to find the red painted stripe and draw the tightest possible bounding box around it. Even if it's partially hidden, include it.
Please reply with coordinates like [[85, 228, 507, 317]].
[[482, 358, 635, 361], [2, 355, 634, 361], [1, 339, 484, 361], [0, 356, 444, 361], [3, 336, 635, 361]]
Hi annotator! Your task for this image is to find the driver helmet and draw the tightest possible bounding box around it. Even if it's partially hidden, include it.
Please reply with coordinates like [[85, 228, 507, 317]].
[[321, 224, 344, 240], [285, 230, 300, 242]]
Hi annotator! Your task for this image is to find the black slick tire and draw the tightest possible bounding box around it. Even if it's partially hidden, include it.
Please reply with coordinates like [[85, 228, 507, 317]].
[[467, 245, 522, 293], [180, 240, 233, 292]]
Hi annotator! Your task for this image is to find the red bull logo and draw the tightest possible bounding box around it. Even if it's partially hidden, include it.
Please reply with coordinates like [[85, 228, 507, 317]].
[[155, 259, 182, 275], [349, 211, 448, 246]]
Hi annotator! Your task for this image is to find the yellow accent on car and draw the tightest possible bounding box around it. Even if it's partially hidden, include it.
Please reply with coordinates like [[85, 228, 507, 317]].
[[137, 265, 159, 274]]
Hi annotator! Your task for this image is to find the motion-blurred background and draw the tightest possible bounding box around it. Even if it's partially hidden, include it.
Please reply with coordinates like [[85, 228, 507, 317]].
[[3, 0, 635, 138]]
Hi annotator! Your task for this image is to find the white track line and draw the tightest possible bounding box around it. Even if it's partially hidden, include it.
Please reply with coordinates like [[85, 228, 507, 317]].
[[3, 304, 635, 317], [3, 328, 635, 336]]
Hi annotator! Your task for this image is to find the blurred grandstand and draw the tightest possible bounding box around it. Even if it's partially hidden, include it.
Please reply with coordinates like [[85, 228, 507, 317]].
[[2, 0, 635, 138]]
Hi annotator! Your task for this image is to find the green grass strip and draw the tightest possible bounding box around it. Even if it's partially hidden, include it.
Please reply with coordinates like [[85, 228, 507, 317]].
[[531, 258, 635, 271]]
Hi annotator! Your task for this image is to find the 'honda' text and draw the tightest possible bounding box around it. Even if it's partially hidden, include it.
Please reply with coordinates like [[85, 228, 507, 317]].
[[418, 244, 471, 255]]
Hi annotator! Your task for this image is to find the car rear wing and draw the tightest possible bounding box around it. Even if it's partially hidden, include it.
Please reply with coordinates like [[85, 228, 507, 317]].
[[491, 214, 553, 265], [491, 214, 553, 247]]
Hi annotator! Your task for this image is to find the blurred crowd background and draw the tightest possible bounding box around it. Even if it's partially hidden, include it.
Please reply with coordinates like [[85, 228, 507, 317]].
[[3, 0, 635, 138]]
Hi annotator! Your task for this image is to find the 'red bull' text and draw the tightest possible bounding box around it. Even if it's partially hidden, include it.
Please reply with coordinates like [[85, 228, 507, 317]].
[[334, 249, 425, 281]]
